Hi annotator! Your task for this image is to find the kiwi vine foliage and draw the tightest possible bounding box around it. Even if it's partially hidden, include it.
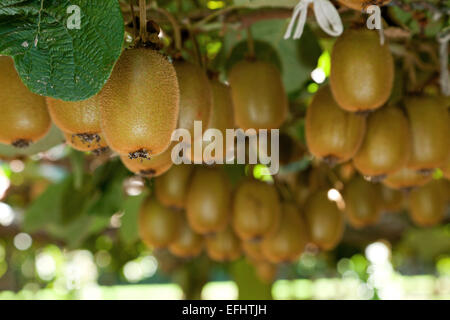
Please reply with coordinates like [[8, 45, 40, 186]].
[[0, 0, 124, 101]]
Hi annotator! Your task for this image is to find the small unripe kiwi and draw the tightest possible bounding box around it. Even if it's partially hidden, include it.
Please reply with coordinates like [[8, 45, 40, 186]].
[[174, 61, 212, 140], [232, 179, 281, 241], [383, 167, 432, 190], [306, 85, 366, 164], [63, 132, 108, 153], [100, 49, 179, 159], [304, 191, 345, 251], [353, 106, 410, 179], [205, 226, 241, 262], [0, 56, 50, 147], [139, 197, 180, 249], [261, 202, 308, 264], [186, 167, 231, 235], [408, 180, 446, 227], [330, 29, 394, 112], [338, 0, 391, 10], [169, 215, 204, 258], [343, 176, 382, 228], [405, 96, 449, 172], [228, 59, 288, 130], [120, 142, 175, 178], [155, 165, 194, 209]]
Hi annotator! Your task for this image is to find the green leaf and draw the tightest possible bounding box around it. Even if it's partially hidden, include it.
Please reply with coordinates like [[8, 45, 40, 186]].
[[0, 0, 124, 101], [119, 192, 148, 245]]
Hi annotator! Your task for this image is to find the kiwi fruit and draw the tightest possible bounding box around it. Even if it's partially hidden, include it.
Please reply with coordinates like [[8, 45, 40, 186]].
[[228, 59, 288, 130], [304, 191, 345, 251], [174, 61, 212, 141], [139, 197, 180, 249], [120, 142, 175, 178], [442, 158, 450, 180], [205, 226, 241, 262], [188, 79, 235, 163], [330, 29, 394, 113], [0, 56, 50, 147], [186, 167, 231, 235], [380, 185, 404, 212], [169, 215, 204, 258], [254, 261, 277, 284], [337, 0, 390, 10], [383, 167, 432, 190], [408, 180, 446, 227], [99, 49, 179, 159], [155, 165, 194, 209], [405, 96, 449, 173], [63, 131, 108, 153], [306, 85, 366, 165], [353, 106, 410, 179], [261, 202, 308, 264], [343, 176, 382, 228], [232, 179, 281, 241], [242, 241, 267, 263]]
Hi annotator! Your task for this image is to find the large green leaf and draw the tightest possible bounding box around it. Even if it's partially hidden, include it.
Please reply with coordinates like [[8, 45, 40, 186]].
[[0, 0, 124, 101]]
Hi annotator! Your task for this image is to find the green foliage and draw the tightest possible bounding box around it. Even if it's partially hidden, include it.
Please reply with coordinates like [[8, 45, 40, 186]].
[[0, 0, 124, 101]]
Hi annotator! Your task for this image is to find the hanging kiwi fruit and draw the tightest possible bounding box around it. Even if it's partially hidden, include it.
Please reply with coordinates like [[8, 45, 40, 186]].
[[353, 106, 410, 179], [408, 180, 446, 227], [169, 215, 204, 259], [232, 179, 281, 242], [404, 96, 450, 173], [186, 167, 231, 235], [442, 159, 450, 180], [155, 165, 194, 209], [205, 226, 242, 262], [330, 29, 394, 113], [254, 261, 277, 284], [242, 241, 267, 263], [306, 85, 366, 165], [304, 191, 345, 251], [63, 131, 108, 154], [383, 166, 432, 190], [343, 176, 382, 228], [99, 48, 179, 159], [261, 202, 308, 264], [0, 56, 51, 147], [228, 59, 288, 130], [139, 197, 181, 249], [380, 185, 405, 213]]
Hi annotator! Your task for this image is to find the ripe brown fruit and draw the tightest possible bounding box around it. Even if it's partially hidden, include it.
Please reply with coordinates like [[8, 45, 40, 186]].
[[169, 215, 204, 258], [330, 29, 394, 112], [343, 176, 382, 228], [99, 49, 179, 159], [155, 165, 194, 209], [139, 197, 180, 249], [254, 261, 277, 284], [232, 179, 281, 241], [242, 241, 267, 263], [383, 167, 432, 190], [405, 97, 449, 172], [0, 56, 50, 147], [304, 191, 345, 250], [338, 0, 391, 10], [205, 227, 241, 262], [63, 132, 108, 153], [409, 180, 446, 227], [442, 158, 450, 180], [353, 106, 410, 178], [120, 142, 175, 177], [174, 61, 212, 140], [306, 85, 366, 164], [228, 60, 288, 130], [380, 185, 404, 212], [186, 167, 231, 235], [261, 203, 308, 264]]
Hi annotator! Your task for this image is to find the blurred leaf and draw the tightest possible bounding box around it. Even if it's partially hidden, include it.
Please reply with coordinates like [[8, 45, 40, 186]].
[[119, 192, 148, 245]]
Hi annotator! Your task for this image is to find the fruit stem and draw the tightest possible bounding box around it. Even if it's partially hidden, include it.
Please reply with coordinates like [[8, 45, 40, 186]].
[[139, 0, 148, 42], [129, 0, 137, 39], [247, 26, 255, 59]]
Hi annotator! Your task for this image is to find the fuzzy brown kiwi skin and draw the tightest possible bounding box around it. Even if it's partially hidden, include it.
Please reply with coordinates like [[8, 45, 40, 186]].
[[186, 167, 232, 235], [99, 49, 180, 159], [228, 59, 288, 130], [383, 166, 432, 190], [155, 165, 194, 209], [330, 29, 394, 113], [380, 185, 404, 213], [408, 180, 446, 227], [353, 106, 411, 179], [169, 215, 204, 259], [139, 197, 180, 249], [0, 56, 50, 147], [205, 226, 241, 262], [306, 85, 366, 164], [232, 179, 281, 242], [405, 97, 450, 172], [304, 191, 345, 251]]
